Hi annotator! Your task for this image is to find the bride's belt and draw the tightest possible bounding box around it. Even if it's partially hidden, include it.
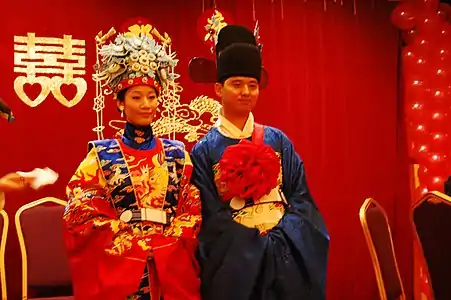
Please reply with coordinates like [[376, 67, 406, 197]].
[[120, 207, 168, 224]]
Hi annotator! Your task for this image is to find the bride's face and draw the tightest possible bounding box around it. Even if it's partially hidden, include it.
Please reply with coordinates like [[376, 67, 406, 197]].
[[117, 85, 159, 126]]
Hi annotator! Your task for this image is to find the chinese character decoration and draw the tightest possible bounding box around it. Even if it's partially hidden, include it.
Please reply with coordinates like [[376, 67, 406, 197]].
[[93, 19, 220, 142], [14, 33, 87, 108]]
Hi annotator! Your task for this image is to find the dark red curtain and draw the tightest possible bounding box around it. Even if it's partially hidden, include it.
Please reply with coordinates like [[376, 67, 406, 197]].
[[0, 0, 410, 299]]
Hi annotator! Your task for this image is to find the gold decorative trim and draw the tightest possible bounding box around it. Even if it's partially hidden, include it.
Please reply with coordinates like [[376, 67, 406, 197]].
[[359, 198, 406, 300], [0, 209, 9, 300], [15, 197, 67, 299]]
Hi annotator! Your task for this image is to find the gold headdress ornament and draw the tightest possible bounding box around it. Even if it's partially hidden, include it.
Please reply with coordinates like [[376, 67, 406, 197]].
[[199, 9, 262, 54], [92, 19, 221, 142], [189, 9, 268, 88], [203, 9, 229, 53]]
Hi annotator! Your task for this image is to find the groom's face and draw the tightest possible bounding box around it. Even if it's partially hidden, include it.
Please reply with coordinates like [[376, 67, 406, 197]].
[[215, 76, 259, 116]]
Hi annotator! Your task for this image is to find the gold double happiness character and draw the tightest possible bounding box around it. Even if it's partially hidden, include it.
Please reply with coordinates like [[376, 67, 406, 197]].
[[14, 32, 87, 108]]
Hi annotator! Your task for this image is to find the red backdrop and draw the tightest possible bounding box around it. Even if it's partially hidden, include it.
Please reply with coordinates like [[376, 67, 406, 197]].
[[0, 0, 411, 299]]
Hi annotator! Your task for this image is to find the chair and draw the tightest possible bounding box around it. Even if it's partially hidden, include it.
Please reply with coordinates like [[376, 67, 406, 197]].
[[15, 197, 73, 300], [0, 193, 9, 300], [359, 198, 406, 300], [413, 191, 451, 300]]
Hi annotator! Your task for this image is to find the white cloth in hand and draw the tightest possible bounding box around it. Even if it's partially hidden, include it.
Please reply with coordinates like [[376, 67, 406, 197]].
[[17, 168, 59, 190]]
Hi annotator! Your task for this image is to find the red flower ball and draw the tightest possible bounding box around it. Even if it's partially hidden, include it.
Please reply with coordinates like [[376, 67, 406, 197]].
[[219, 139, 280, 201]]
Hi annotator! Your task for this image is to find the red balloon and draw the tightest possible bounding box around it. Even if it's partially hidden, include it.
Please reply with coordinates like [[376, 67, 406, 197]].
[[414, 0, 439, 11], [402, 46, 418, 66], [402, 47, 430, 75], [429, 132, 451, 152], [404, 78, 428, 104], [404, 65, 429, 83], [424, 175, 445, 191], [425, 152, 448, 167], [405, 100, 427, 124], [410, 35, 434, 58], [434, 46, 451, 68], [405, 82, 429, 100], [424, 110, 449, 131], [414, 184, 429, 200], [428, 22, 451, 49], [418, 162, 447, 189], [411, 142, 432, 162], [416, 13, 443, 37], [426, 87, 450, 106], [402, 28, 417, 45], [427, 63, 450, 90], [431, 137, 447, 148], [407, 122, 430, 145], [436, 23, 451, 43], [403, 62, 431, 89], [419, 158, 449, 178], [391, 2, 417, 30], [417, 165, 430, 181], [437, 3, 451, 22]]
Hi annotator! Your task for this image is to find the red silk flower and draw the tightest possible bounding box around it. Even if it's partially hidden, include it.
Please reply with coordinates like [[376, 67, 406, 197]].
[[219, 139, 280, 201]]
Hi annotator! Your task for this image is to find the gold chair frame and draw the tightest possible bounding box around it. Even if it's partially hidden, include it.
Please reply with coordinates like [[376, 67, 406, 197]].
[[0, 204, 9, 300], [412, 190, 451, 212], [15, 197, 67, 300], [359, 198, 406, 300], [411, 191, 451, 300]]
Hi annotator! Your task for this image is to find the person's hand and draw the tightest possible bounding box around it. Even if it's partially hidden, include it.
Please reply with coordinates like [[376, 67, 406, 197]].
[[0, 172, 33, 192], [0, 168, 59, 192], [17, 168, 58, 190]]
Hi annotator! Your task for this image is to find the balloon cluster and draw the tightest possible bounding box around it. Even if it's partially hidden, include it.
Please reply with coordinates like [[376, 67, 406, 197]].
[[391, 0, 451, 198]]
